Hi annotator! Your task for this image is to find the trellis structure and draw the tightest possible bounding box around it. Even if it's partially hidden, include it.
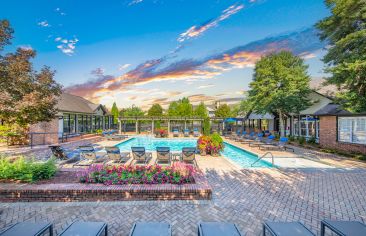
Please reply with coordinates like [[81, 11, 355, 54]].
[[118, 116, 204, 134]]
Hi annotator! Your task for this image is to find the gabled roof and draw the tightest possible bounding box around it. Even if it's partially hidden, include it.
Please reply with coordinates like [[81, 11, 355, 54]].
[[57, 93, 110, 115], [314, 103, 352, 116]]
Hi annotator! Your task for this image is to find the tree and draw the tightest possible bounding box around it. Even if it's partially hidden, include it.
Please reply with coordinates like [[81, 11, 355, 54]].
[[316, 0, 366, 112], [0, 19, 62, 126], [167, 101, 179, 116], [147, 104, 163, 117], [119, 105, 144, 117], [194, 102, 208, 118], [111, 102, 119, 124], [215, 104, 231, 118], [247, 51, 311, 136], [176, 97, 193, 117]]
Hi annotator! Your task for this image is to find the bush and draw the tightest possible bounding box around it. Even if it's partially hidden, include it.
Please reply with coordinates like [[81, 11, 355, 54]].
[[203, 118, 211, 136], [95, 129, 103, 135], [298, 136, 306, 145], [197, 133, 224, 155], [288, 135, 295, 142], [78, 163, 195, 185], [0, 157, 57, 182], [155, 128, 168, 138], [307, 136, 317, 144]]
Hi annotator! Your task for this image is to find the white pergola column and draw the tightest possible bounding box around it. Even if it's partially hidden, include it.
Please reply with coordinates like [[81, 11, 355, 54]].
[[167, 119, 170, 135], [135, 119, 139, 134], [118, 119, 122, 134], [151, 120, 154, 134], [184, 120, 187, 130]]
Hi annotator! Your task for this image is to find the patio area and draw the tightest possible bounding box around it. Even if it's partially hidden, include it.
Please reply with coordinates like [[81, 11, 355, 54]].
[[1, 137, 366, 235]]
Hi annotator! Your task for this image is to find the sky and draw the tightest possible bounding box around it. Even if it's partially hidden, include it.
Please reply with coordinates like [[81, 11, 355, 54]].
[[1, 0, 330, 110]]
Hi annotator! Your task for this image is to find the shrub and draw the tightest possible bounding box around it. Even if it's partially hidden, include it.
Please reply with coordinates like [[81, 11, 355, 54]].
[[307, 136, 317, 144], [197, 133, 224, 155], [78, 163, 195, 185], [95, 129, 103, 135], [288, 135, 295, 142], [0, 157, 57, 182], [155, 128, 168, 138], [298, 136, 306, 145]]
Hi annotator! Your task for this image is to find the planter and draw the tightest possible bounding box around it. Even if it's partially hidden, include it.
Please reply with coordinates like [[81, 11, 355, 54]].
[[200, 150, 207, 156]]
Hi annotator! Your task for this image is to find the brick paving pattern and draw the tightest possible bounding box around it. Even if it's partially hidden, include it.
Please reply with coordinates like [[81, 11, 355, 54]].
[[1, 167, 366, 236]]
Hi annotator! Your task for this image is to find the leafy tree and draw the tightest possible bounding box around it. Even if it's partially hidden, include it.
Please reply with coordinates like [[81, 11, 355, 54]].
[[167, 101, 179, 116], [202, 118, 211, 136], [119, 105, 144, 117], [247, 51, 311, 136], [167, 98, 193, 117], [215, 104, 231, 118], [0, 19, 62, 126], [194, 102, 208, 118], [111, 102, 119, 124], [147, 104, 163, 117], [316, 0, 366, 112]]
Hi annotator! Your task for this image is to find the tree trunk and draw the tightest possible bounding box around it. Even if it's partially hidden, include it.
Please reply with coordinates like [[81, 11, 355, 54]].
[[278, 110, 285, 137]]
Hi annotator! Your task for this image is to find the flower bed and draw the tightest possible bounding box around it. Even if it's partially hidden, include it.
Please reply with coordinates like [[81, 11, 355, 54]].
[[197, 133, 224, 156], [78, 162, 195, 185]]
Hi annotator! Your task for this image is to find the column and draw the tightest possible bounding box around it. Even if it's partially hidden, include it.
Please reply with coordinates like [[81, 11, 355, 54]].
[[184, 120, 187, 130], [135, 119, 138, 134], [118, 119, 122, 134], [168, 120, 170, 136], [151, 119, 154, 134]]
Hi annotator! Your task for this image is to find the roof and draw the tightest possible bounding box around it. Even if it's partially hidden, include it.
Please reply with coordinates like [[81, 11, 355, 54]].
[[57, 93, 110, 115], [314, 103, 352, 116]]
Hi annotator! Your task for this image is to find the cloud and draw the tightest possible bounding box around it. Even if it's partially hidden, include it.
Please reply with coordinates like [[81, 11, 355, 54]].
[[56, 37, 79, 56], [129, 0, 143, 6], [119, 64, 131, 70], [38, 21, 51, 27], [197, 84, 215, 89], [66, 28, 325, 102], [178, 3, 244, 42]]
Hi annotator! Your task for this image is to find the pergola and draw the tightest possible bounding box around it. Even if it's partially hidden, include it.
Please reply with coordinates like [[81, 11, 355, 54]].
[[117, 116, 204, 134]]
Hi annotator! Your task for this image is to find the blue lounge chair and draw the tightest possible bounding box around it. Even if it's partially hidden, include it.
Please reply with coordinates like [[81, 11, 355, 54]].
[[131, 147, 152, 165], [73, 145, 107, 167], [263, 221, 315, 236], [105, 146, 130, 164], [198, 222, 243, 236], [0, 222, 53, 236], [129, 222, 171, 236], [321, 220, 366, 236], [259, 137, 294, 152], [59, 221, 107, 236], [193, 128, 200, 137], [181, 147, 197, 166], [184, 129, 190, 137], [156, 147, 171, 165], [241, 133, 262, 144], [251, 135, 275, 148], [173, 129, 179, 137]]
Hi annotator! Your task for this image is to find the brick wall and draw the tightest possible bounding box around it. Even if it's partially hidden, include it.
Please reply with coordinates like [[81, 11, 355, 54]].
[[29, 118, 59, 145], [319, 116, 366, 154]]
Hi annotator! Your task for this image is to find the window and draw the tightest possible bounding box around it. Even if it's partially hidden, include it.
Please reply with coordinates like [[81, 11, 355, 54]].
[[338, 117, 366, 144]]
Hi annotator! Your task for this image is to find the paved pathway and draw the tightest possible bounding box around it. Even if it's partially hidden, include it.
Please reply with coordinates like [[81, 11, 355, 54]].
[[1, 164, 366, 235]]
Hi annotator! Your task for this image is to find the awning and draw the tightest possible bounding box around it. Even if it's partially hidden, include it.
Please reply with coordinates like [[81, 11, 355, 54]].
[[247, 113, 274, 119]]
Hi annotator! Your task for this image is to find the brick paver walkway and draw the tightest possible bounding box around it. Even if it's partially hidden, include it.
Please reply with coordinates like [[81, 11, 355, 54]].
[[1, 166, 366, 236]]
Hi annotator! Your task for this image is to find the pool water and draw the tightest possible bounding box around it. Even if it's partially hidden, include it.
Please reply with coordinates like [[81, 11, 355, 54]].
[[116, 136, 273, 168]]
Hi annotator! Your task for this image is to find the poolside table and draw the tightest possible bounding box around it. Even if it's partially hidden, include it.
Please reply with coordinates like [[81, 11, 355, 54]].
[[0, 222, 53, 236], [129, 222, 171, 236], [59, 221, 107, 236], [321, 220, 366, 236], [263, 221, 315, 236], [198, 222, 243, 236]]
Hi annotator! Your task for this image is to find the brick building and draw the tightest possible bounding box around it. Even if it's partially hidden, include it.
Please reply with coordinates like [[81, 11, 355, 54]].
[[29, 93, 114, 145]]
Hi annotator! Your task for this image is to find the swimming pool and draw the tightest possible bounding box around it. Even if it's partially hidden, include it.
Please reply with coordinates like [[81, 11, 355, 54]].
[[116, 136, 273, 168]]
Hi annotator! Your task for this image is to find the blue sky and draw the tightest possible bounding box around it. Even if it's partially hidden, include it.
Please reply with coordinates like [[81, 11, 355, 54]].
[[1, 0, 330, 109]]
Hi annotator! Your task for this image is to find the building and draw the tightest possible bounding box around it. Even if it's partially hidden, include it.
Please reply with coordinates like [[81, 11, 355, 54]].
[[29, 93, 114, 145]]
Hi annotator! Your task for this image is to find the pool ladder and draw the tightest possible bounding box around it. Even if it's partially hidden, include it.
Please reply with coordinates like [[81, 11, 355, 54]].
[[251, 152, 274, 167]]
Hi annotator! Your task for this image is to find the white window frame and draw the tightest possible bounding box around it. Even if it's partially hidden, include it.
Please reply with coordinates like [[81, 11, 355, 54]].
[[338, 117, 366, 144]]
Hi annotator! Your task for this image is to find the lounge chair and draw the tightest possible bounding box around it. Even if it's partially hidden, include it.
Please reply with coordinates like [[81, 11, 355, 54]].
[[0, 222, 53, 236], [259, 137, 295, 152], [173, 129, 179, 137], [131, 147, 152, 165], [249, 134, 274, 147], [181, 147, 197, 166], [106, 134, 127, 141], [59, 221, 107, 236], [198, 222, 243, 236], [73, 145, 107, 167], [234, 131, 246, 141], [321, 220, 366, 236], [105, 146, 130, 164], [193, 128, 200, 137], [129, 222, 171, 236], [263, 221, 315, 236], [49, 145, 80, 164], [241, 133, 263, 144], [155, 147, 171, 165], [184, 129, 190, 137]]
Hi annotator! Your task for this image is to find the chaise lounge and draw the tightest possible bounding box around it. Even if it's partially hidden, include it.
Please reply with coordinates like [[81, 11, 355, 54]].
[[263, 221, 315, 236], [129, 222, 171, 236], [155, 147, 171, 165], [321, 219, 366, 236], [105, 146, 131, 164], [131, 147, 152, 165], [73, 145, 107, 167], [181, 147, 197, 166], [59, 221, 108, 236], [0, 222, 53, 236], [198, 222, 243, 236]]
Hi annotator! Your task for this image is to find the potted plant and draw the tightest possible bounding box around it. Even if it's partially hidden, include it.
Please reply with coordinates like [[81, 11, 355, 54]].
[[209, 132, 224, 156], [197, 135, 210, 156]]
